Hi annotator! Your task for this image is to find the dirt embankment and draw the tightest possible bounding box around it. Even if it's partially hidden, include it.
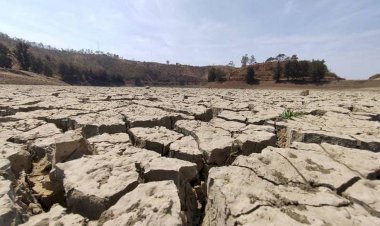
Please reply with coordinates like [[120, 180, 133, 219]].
[[205, 80, 380, 90], [0, 68, 68, 86], [1, 67, 379, 91], [369, 74, 380, 80]]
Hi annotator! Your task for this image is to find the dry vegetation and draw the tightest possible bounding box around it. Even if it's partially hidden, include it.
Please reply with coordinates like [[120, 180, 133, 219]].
[[1, 32, 347, 87]]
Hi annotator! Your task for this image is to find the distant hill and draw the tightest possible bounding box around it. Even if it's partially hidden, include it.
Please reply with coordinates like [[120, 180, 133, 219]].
[[0, 32, 342, 86], [369, 74, 380, 80]]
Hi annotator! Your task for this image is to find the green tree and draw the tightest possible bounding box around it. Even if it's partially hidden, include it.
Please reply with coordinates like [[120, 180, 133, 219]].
[[31, 56, 44, 74], [272, 61, 282, 82], [43, 65, 53, 77], [284, 61, 292, 81], [14, 42, 31, 70], [298, 60, 309, 81], [0, 43, 12, 68], [110, 74, 124, 86], [276, 53, 289, 61], [58, 63, 82, 84], [285, 60, 306, 81], [208, 67, 216, 82], [208, 67, 226, 82], [284, 60, 297, 81], [58, 62, 69, 76], [134, 78, 144, 86], [246, 65, 256, 84], [216, 69, 227, 82], [241, 54, 249, 67], [290, 54, 298, 61], [310, 60, 327, 82]]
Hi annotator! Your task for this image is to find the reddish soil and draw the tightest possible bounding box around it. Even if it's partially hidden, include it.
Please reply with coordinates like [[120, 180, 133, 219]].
[[1, 68, 379, 91], [204, 80, 380, 91]]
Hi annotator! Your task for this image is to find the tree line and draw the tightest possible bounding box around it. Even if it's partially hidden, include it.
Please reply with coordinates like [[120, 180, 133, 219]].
[[272, 59, 327, 82], [0, 40, 126, 86], [1, 32, 204, 87], [209, 53, 328, 84], [1, 37, 201, 87], [266, 53, 328, 82], [2, 32, 329, 86], [0, 41, 53, 76], [0, 32, 121, 59], [58, 62, 124, 86]]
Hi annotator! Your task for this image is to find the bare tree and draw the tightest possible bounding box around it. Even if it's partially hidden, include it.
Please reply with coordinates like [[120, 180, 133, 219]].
[[290, 54, 298, 61], [241, 54, 249, 67], [248, 55, 256, 65]]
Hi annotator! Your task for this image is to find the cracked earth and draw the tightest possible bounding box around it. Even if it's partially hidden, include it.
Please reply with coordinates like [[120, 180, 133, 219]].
[[0, 85, 379, 225]]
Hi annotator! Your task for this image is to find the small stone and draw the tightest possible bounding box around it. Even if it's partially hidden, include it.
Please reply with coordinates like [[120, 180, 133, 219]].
[[300, 90, 310, 96]]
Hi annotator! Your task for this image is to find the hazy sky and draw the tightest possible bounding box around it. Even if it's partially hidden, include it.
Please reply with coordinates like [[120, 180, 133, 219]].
[[1, 0, 379, 79]]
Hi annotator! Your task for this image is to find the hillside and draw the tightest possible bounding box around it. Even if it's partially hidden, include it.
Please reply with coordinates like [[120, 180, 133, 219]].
[[0, 32, 209, 86], [0, 32, 342, 86], [369, 74, 380, 80], [0, 68, 67, 85]]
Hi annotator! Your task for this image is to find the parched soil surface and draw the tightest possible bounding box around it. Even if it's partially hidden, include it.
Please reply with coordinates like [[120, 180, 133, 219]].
[[1, 85, 379, 226]]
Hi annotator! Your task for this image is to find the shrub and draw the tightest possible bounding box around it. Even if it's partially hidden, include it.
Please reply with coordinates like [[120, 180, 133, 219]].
[[272, 61, 282, 82], [208, 67, 226, 82], [43, 65, 53, 77], [208, 68, 216, 82], [134, 78, 144, 86], [112, 75, 124, 86], [246, 65, 256, 84], [280, 108, 300, 120]]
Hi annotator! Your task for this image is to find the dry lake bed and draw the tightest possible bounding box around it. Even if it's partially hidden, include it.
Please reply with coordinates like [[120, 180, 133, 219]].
[[1, 85, 379, 225]]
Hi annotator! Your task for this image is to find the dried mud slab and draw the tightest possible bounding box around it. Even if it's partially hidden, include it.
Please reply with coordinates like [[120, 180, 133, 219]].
[[98, 181, 184, 226], [1, 85, 379, 225], [204, 143, 380, 225], [18, 205, 86, 226], [275, 111, 380, 151]]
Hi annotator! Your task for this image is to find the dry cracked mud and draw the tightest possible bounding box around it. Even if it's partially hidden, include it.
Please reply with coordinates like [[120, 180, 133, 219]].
[[0, 85, 379, 226]]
